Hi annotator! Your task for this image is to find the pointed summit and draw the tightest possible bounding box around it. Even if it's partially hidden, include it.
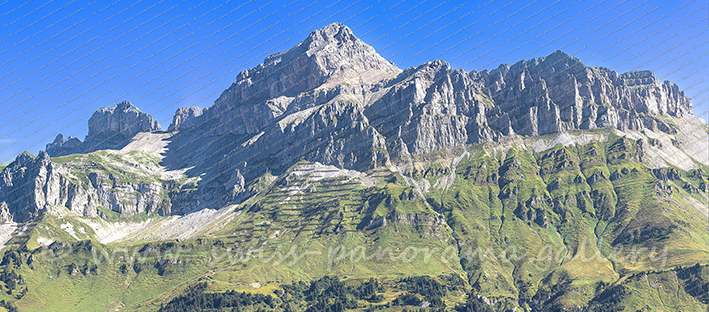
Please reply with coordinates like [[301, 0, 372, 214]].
[[546, 49, 574, 60], [542, 50, 582, 67], [295, 22, 401, 88], [517, 50, 581, 69], [302, 22, 359, 47], [219, 23, 400, 107]]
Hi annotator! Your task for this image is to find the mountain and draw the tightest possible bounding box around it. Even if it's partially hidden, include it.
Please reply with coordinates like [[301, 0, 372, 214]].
[[0, 23, 706, 311]]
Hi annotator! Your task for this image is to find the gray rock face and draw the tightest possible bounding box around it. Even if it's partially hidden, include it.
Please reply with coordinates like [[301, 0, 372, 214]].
[[481, 51, 690, 136], [0, 151, 169, 222], [86, 100, 161, 141], [361, 50, 692, 157], [84, 172, 167, 217], [366, 60, 495, 155], [7, 103, 166, 222], [238, 98, 389, 176], [46, 101, 161, 156], [156, 23, 694, 210], [46, 134, 82, 157], [175, 23, 400, 135], [168, 107, 204, 132], [0, 151, 53, 222], [19, 22, 697, 223]]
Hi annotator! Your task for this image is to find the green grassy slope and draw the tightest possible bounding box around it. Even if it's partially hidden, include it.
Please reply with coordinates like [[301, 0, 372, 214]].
[[411, 134, 708, 310], [0, 133, 705, 311]]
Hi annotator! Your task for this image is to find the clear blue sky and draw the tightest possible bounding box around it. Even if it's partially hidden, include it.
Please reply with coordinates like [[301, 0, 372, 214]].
[[0, 0, 707, 162]]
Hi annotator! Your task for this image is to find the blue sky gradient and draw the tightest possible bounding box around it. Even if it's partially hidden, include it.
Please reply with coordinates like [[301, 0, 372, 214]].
[[0, 0, 707, 162]]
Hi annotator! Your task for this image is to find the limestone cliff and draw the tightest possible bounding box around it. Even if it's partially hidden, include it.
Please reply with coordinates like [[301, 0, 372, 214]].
[[47, 101, 161, 156], [0, 150, 169, 223]]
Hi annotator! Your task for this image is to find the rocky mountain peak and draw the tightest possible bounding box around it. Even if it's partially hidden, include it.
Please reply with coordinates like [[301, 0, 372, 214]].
[[543, 49, 578, 64], [217, 23, 399, 108], [185, 23, 403, 136], [299, 22, 401, 87], [87, 100, 161, 141], [47, 101, 160, 156], [255, 23, 359, 69], [302, 22, 358, 50], [505, 50, 584, 78], [45, 134, 82, 156]]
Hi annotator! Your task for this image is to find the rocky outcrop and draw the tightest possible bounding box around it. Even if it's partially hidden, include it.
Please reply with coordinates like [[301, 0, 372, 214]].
[[46, 134, 82, 157], [85, 100, 161, 145], [46, 101, 161, 156], [168, 107, 203, 132], [481, 51, 690, 135], [0, 151, 53, 222], [84, 172, 168, 217], [0, 151, 169, 222]]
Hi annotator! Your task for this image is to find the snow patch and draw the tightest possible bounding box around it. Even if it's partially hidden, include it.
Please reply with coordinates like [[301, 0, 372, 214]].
[[290, 162, 375, 187], [60, 222, 79, 239], [36, 237, 54, 246]]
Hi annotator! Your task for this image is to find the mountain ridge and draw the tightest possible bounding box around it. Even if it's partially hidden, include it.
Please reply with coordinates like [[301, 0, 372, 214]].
[[0, 22, 705, 312], [31, 22, 706, 224], [48, 24, 695, 160]]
